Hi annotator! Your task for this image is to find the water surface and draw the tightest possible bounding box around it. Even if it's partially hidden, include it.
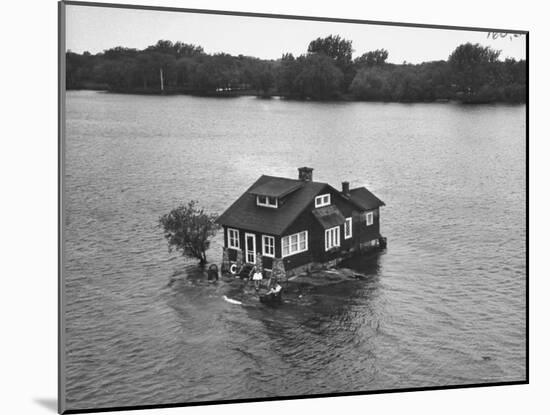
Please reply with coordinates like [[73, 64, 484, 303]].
[[64, 91, 526, 410]]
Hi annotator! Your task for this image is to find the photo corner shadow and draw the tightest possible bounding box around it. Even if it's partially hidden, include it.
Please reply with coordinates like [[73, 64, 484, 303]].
[[34, 398, 58, 413]]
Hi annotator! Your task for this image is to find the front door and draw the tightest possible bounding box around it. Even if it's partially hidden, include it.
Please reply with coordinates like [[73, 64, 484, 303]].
[[245, 233, 256, 264]]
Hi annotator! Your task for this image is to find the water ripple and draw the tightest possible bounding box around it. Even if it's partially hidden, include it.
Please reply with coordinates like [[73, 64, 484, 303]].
[[63, 92, 526, 410]]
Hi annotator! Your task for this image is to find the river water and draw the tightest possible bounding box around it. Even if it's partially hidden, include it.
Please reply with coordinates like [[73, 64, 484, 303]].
[[63, 91, 526, 410]]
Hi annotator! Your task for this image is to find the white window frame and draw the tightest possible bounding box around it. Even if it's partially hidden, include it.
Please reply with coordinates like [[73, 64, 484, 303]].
[[314, 194, 331, 208], [262, 235, 275, 257], [344, 217, 353, 239], [281, 231, 308, 258], [227, 228, 240, 249], [256, 195, 278, 208], [325, 226, 340, 251], [365, 211, 374, 226]]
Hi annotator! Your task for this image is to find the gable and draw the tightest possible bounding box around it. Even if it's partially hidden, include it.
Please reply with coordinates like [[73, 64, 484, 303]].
[[348, 187, 385, 210], [279, 184, 369, 234], [216, 174, 385, 236], [216, 175, 328, 235]]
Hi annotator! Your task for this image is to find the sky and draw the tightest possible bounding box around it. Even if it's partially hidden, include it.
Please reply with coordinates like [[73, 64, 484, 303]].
[[65, 4, 526, 64]]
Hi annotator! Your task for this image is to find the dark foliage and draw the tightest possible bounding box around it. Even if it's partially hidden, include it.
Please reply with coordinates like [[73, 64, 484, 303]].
[[354, 49, 389, 67], [66, 38, 525, 103], [307, 35, 355, 90], [277, 54, 343, 100], [159, 201, 220, 266]]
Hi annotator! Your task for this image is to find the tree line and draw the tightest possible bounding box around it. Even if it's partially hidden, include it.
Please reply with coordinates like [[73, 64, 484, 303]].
[[66, 36, 526, 103]]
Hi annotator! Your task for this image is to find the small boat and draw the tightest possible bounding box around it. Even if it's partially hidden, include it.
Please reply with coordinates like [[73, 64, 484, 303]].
[[259, 290, 282, 305]]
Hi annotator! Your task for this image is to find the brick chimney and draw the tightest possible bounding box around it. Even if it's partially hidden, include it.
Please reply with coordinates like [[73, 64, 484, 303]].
[[298, 167, 313, 181], [342, 181, 350, 196]]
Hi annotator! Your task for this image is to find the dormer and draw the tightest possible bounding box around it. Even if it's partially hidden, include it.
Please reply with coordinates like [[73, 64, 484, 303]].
[[314, 193, 331, 208], [248, 174, 304, 209], [256, 195, 278, 208]]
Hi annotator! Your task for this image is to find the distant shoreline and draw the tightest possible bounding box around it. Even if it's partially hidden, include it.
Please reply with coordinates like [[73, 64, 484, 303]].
[[66, 87, 525, 105], [66, 38, 526, 105]]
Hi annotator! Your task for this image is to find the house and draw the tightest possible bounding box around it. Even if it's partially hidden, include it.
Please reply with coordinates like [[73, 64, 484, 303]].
[[216, 167, 385, 280]]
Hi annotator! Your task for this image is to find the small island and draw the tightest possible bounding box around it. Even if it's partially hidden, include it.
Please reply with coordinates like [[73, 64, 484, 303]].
[[215, 167, 386, 282]]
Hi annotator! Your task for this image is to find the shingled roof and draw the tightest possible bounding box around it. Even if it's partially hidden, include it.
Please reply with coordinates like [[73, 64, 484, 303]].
[[348, 187, 386, 210], [248, 179, 303, 198], [216, 175, 328, 235], [311, 205, 346, 229], [216, 174, 385, 235]]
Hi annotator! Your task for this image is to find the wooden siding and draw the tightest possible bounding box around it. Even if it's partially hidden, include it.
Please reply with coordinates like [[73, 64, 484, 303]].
[[281, 186, 381, 267], [223, 226, 277, 268], [355, 208, 381, 246], [222, 185, 382, 272]]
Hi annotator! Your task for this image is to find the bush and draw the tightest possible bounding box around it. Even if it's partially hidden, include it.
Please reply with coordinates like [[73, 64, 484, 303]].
[[159, 201, 220, 266]]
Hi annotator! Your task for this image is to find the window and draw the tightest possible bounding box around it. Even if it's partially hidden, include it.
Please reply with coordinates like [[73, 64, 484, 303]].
[[325, 226, 340, 251], [257, 195, 278, 208], [282, 231, 308, 257], [365, 212, 374, 226], [262, 235, 275, 257], [228, 228, 240, 249], [344, 217, 352, 239], [315, 194, 331, 208]]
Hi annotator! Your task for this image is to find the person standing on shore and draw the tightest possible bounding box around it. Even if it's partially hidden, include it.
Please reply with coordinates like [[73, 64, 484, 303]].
[[252, 267, 263, 290]]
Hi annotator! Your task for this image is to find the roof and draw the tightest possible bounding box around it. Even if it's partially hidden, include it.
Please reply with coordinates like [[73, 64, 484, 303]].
[[216, 174, 385, 235], [216, 175, 327, 235], [311, 205, 346, 229], [348, 187, 385, 210], [248, 179, 303, 198]]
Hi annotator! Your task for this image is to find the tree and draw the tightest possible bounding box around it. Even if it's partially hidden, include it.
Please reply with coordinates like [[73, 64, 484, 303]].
[[191, 54, 240, 92], [159, 201, 220, 266], [307, 35, 355, 90], [174, 41, 204, 58], [293, 54, 343, 100], [307, 35, 353, 67], [391, 70, 423, 102], [146, 40, 204, 59], [349, 67, 390, 100], [354, 49, 389, 67], [95, 58, 136, 90], [64, 38, 525, 103], [448, 43, 501, 95], [276, 53, 301, 96], [254, 63, 275, 96], [174, 56, 197, 89], [241, 58, 275, 95], [448, 43, 501, 69]]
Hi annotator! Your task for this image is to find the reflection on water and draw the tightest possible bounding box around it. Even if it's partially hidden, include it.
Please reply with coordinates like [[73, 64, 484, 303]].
[[64, 92, 526, 410]]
